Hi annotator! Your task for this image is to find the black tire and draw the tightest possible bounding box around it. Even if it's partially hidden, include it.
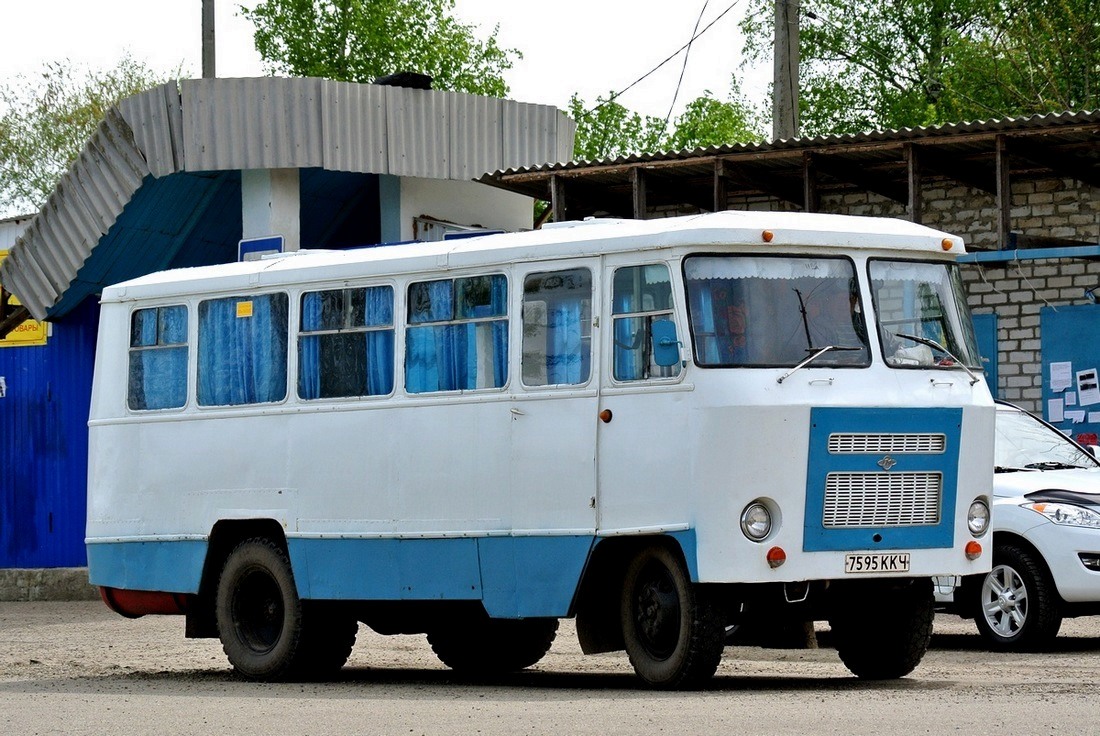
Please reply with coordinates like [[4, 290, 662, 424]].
[[428, 616, 559, 674], [620, 545, 725, 689], [215, 537, 357, 681], [971, 543, 1062, 650], [829, 578, 934, 680]]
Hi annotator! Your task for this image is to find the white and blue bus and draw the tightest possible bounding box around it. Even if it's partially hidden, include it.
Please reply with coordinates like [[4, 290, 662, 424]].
[[87, 210, 994, 688]]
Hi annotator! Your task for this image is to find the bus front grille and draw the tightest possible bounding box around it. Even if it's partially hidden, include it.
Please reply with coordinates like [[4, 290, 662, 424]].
[[828, 433, 946, 454], [822, 472, 942, 527]]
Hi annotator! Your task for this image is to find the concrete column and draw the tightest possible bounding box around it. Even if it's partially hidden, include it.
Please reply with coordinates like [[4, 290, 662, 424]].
[[241, 168, 301, 252]]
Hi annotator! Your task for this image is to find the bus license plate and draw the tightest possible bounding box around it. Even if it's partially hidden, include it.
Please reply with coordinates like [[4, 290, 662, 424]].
[[844, 552, 910, 574]]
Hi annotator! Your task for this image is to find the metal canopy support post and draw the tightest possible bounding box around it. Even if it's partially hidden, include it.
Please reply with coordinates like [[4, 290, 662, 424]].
[[632, 168, 648, 220], [551, 174, 567, 223], [713, 159, 729, 212], [906, 143, 923, 225], [995, 135, 1012, 249], [802, 152, 818, 212]]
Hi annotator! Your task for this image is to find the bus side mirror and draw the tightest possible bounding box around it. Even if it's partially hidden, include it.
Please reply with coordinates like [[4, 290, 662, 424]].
[[652, 319, 683, 367]]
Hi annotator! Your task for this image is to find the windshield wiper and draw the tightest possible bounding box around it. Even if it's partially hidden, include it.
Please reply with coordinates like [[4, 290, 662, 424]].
[[776, 345, 863, 384], [895, 333, 981, 386], [1023, 461, 1089, 471], [995, 465, 1037, 473]]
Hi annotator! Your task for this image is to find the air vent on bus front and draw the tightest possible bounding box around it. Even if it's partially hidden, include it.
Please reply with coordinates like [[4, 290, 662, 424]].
[[823, 472, 942, 527], [828, 433, 946, 454]]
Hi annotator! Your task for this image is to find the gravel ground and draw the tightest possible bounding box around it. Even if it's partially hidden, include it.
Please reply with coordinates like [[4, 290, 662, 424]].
[[2, 601, 1100, 735]]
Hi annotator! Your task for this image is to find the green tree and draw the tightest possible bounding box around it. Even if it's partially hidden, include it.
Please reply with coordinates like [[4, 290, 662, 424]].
[[664, 85, 766, 151], [568, 94, 667, 161], [241, 0, 518, 96], [0, 56, 166, 215], [569, 84, 764, 161], [741, 0, 1100, 136]]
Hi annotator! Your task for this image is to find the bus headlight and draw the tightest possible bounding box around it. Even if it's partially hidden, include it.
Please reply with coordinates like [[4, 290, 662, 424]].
[[741, 502, 773, 542], [967, 499, 990, 536]]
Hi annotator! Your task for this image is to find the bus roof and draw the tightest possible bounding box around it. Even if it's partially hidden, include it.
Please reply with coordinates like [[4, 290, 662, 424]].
[[101, 210, 965, 302]]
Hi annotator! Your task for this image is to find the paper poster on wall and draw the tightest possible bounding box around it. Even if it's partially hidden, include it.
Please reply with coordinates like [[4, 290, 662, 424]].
[[1077, 368, 1100, 406], [1049, 398, 1065, 422], [1066, 392, 1078, 406], [1065, 410, 1087, 423], [1051, 361, 1073, 391], [1089, 412, 1100, 424]]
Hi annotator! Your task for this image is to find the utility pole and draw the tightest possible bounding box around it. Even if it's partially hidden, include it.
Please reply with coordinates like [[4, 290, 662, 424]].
[[202, 0, 216, 79], [773, 0, 800, 141]]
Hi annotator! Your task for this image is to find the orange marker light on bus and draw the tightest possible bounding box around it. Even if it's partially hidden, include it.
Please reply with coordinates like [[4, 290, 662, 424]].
[[766, 546, 787, 568], [762, 230, 774, 242], [941, 238, 953, 251], [965, 541, 983, 560]]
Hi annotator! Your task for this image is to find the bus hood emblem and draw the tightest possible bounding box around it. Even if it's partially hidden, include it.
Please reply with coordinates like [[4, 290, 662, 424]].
[[877, 455, 898, 471]]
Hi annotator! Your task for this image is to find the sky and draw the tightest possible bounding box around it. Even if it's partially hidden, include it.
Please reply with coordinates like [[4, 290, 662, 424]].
[[0, 0, 771, 120]]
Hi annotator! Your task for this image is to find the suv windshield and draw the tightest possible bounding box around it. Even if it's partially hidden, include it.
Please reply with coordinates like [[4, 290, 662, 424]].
[[869, 260, 981, 369], [684, 255, 870, 367], [995, 404, 1100, 471]]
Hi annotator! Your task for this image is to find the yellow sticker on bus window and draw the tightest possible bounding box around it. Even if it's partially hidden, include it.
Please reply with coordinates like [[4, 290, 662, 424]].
[[236, 301, 253, 318]]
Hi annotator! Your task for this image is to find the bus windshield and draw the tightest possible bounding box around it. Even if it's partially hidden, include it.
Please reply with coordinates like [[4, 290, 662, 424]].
[[684, 255, 870, 367], [869, 260, 981, 369]]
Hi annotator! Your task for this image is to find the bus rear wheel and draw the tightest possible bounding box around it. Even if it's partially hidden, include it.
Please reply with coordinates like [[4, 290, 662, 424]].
[[620, 545, 724, 689], [428, 616, 559, 674], [215, 537, 356, 681], [829, 578, 933, 680]]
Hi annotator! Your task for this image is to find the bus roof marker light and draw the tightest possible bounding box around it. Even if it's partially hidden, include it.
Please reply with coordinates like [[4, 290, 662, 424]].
[[941, 238, 953, 251], [766, 546, 786, 568], [965, 541, 983, 560], [762, 230, 774, 242]]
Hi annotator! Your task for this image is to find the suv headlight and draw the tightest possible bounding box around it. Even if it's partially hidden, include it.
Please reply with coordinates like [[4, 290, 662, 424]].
[[1024, 502, 1100, 529], [967, 499, 990, 536]]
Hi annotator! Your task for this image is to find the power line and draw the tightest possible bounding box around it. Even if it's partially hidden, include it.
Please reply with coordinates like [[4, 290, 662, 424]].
[[589, 0, 746, 114], [665, 0, 711, 127]]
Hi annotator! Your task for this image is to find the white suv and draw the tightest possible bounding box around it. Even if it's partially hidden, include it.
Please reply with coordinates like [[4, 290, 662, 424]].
[[938, 401, 1100, 650]]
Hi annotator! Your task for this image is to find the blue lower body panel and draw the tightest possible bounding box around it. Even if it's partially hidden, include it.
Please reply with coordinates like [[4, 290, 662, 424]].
[[87, 540, 208, 593]]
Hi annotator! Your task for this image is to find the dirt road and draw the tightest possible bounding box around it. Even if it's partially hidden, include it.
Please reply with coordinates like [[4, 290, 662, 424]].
[[2, 601, 1099, 735]]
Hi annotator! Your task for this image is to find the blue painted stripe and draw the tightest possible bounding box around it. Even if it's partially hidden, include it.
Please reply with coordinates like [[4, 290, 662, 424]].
[[86, 540, 207, 593], [804, 407, 961, 552], [86, 531, 698, 618], [288, 537, 484, 602]]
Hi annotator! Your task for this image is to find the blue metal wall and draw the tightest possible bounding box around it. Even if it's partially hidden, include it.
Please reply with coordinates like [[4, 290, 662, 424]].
[[0, 299, 98, 567]]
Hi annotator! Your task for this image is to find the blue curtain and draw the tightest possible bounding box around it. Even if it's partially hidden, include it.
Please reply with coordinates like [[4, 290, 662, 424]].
[[198, 294, 288, 406], [690, 285, 721, 364], [547, 301, 584, 385], [298, 292, 323, 399], [613, 290, 644, 381], [298, 287, 395, 399], [129, 306, 188, 410], [406, 277, 507, 393]]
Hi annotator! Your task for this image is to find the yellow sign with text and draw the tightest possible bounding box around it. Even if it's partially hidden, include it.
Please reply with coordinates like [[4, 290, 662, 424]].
[[0, 250, 48, 347]]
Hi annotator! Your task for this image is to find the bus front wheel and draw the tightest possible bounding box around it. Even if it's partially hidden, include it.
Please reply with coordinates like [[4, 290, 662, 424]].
[[215, 537, 356, 680], [620, 545, 725, 689], [829, 578, 933, 679]]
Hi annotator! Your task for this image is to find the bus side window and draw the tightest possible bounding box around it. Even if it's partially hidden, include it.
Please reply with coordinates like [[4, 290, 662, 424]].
[[612, 264, 680, 381], [128, 305, 188, 410], [521, 268, 592, 387], [197, 293, 289, 406], [298, 286, 394, 399], [405, 274, 508, 393]]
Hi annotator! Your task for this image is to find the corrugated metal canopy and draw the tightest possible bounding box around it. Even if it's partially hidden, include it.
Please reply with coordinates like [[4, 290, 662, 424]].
[[0, 77, 575, 321], [479, 109, 1100, 225]]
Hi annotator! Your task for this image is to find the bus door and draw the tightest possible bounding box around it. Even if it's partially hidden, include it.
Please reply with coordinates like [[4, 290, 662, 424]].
[[509, 260, 601, 536], [596, 260, 692, 535]]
